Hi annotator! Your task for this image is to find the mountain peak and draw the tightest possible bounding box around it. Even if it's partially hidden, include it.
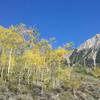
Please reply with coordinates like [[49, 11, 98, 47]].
[[95, 34, 100, 39], [78, 34, 100, 51], [70, 34, 100, 67]]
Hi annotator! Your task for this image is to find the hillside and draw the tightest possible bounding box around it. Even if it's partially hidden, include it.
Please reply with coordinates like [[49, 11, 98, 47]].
[[70, 34, 100, 67], [0, 25, 100, 100]]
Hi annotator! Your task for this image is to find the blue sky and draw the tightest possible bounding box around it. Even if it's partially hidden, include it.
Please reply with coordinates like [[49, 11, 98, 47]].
[[0, 0, 100, 48]]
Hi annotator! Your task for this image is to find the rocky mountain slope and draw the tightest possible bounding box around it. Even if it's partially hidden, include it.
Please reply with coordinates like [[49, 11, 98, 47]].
[[0, 72, 100, 100], [70, 34, 100, 67]]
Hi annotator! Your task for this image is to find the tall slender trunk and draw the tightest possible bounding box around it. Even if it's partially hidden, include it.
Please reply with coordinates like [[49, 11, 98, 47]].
[[73, 89, 77, 99], [8, 48, 12, 75], [41, 68, 44, 95], [52, 62, 56, 89], [27, 69, 30, 84], [1, 67, 3, 79], [18, 71, 21, 94], [58, 60, 61, 87], [93, 51, 97, 67]]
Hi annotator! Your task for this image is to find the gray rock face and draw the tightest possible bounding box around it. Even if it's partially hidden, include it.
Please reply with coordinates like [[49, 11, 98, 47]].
[[70, 34, 100, 67]]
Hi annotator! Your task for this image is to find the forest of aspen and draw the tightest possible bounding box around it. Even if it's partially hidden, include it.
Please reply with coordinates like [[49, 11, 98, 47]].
[[0, 24, 100, 100]]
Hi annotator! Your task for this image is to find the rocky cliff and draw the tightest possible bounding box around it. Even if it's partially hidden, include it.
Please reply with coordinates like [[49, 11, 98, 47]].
[[70, 34, 100, 67]]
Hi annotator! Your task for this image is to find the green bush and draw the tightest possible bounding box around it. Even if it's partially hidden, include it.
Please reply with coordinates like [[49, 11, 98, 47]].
[[91, 67, 100, 78], [74, 65, 87, 74]]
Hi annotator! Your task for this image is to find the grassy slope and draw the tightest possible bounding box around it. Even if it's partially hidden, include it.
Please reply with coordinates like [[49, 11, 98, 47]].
[[0, 67, 100, 100]]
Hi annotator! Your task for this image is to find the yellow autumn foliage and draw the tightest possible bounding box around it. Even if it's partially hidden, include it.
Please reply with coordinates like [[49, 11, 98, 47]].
[[57, 67, 73, 80], [23, 50, 46, 67], [0, 25, 75, 91], [1, 51, 8, 66], [0, 27, 23, 49], [55, 48, 70, 57], [1, 50, 16, 68]]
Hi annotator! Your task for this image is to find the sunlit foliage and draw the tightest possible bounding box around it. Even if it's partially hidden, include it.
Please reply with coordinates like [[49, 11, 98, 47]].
[[0, 24, 78, 94]]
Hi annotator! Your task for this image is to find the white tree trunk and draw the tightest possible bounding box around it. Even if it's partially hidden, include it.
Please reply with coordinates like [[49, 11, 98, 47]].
[[8, 48, 12, 75]]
